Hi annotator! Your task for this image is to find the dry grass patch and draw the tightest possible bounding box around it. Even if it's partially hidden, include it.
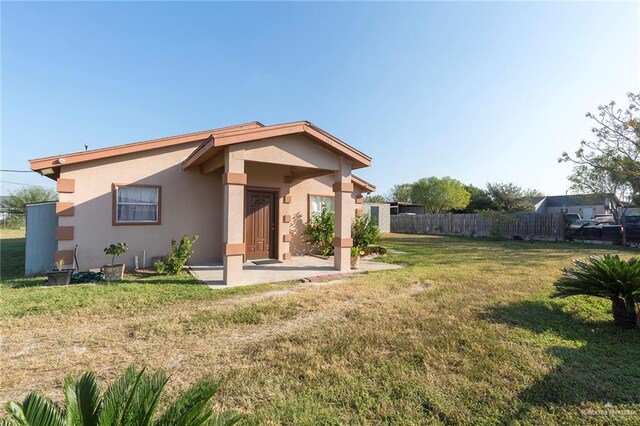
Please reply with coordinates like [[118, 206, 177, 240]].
[[2, 234, 640, 424]]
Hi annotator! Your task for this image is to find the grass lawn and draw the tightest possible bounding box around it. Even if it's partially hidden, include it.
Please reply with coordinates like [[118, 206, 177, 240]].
[[1, 232, 639, 424]]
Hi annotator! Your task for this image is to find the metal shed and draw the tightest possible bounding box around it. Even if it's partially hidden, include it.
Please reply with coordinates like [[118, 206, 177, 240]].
[[25, 202, 57, 275], [363, 203, 391, 233]]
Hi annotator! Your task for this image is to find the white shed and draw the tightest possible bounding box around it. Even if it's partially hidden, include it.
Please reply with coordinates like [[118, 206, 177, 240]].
[[363, 203, 391, 233]]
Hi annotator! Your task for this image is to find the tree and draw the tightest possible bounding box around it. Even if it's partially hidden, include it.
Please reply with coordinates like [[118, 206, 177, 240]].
[[567, 164, 630, 198], [454, 184, 494, 213], [1, 186, 58, 213], [364, 194, 386, 203], [560, 92, 640, 203], [410, 177, 470, 214], [486, 182, 534, 212], [523, 188, 545, 198], [385, 183, 412, 203]]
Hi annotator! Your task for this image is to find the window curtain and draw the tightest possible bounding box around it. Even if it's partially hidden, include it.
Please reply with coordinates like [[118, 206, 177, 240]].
[[310, 196, 335, 215], [117, 186, 158, 222]]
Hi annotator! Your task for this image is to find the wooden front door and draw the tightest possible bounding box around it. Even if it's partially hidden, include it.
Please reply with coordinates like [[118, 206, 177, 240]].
[[245, 191, 276, 260]]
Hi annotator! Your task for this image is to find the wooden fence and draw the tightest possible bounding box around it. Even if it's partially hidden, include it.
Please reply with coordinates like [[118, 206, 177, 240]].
[[390, 213, 565, 241]]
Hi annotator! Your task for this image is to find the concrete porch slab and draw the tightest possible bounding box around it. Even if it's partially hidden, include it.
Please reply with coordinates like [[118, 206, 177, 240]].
[[188, 255, 402, 288]]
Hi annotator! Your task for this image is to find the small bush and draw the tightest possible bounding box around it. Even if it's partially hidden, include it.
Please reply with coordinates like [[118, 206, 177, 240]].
[[1, 364, 240, 426], [553, 254, 640, 328], [103, 242, 128, 265], [155, 235, 199, 275], [0, 214, 26, 229], [353, 213, 381, 249], [303, 208, 335, 255], [362, 245, 387, 256], [478, 210, 515, 240]]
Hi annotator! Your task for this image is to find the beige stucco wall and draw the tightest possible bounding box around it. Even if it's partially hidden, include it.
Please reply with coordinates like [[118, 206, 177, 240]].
[[58, 142, 223, 270], [57, 135, 363, 271]]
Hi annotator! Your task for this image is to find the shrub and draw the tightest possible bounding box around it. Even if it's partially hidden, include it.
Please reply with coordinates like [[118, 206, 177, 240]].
[[303, 208, 335, 255], [155, 235, 199, 275], [478, 210, 515, 240], [352, 213, 381, 249], [0, 214, 26, 229], [362, 245, 388, 256], [103, 242, 128, 265], [1, 364, 240, 426], [351, 246, 365, 258], [553, 254, 640, 328]]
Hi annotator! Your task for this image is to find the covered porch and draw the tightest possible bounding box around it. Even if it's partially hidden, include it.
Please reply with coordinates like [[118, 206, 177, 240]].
[[181, 121, 374, 285], [189, 255, 402, 288]]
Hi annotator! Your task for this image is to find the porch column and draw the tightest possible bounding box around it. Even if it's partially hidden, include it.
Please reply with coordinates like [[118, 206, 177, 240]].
[[222, 150, 246, 285], [333, 158, 353, 272]]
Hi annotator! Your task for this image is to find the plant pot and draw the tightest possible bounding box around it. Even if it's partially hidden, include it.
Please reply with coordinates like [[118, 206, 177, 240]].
[[102, 264, 125, 281], [45, 269, 73, 286], [351, 256, 360, 270]]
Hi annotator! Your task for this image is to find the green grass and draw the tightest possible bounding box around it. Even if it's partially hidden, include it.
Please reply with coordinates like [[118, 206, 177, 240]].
[[1, 232, 640, 424], [0, 228, 28, 280]]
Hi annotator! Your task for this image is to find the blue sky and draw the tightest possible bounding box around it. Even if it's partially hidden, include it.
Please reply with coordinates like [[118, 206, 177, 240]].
[[2, 1, 638, 197]]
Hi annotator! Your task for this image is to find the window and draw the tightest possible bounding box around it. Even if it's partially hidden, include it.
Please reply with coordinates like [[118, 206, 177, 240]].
[[309, 195, 334, 217], [114, 185, 160, 224]]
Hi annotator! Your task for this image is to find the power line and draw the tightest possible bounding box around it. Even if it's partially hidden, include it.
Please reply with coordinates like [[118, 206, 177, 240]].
[[0, 169, 34, 173], [1, 180, 55, 188]]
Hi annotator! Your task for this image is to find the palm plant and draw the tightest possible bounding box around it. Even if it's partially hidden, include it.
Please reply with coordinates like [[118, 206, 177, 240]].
[[553, 254, 640, 328], [1, 365, 240, 426]]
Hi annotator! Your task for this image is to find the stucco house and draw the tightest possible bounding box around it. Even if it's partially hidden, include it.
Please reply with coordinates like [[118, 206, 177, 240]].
[[29, 121, 375, 284]]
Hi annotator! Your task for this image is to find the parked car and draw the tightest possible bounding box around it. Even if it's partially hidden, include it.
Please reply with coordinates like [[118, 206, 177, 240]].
[[593, 214, 615, 224], [623, 215, 640, 225], [565, 213, 582, 223], [569, 219, 597, 229]]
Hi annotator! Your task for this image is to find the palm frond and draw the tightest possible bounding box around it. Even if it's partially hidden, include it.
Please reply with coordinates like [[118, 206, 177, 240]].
[[154, 379, 222, 426], [553, 254, 640, 312], [4, 401, 27, 426], [63, 376, 80, 426], [98, 365, 138, 425], [117, 366, 146, 426], [75, 372, 102, 426], [205, 412, 242, 426], [17, 392, 65, 426], [133, 369, 169, 426]]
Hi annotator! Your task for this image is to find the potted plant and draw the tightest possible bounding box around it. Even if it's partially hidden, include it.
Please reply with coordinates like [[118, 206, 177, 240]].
[[351, 246, 364, 270], [45, 258, 73, 286], [102, 242, 129, 281]]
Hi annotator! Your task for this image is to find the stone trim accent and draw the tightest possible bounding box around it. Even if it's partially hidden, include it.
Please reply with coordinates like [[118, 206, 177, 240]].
[[355, 208, 363, 217], [222, 172, 248, 186], [56, 226, 74, 241], [56, 202, 74, 216], [283, 252, 292, 260], [283, 214, 291, 223], [223, 243, 245, 256], [57, 178, 75, 193], [283, 194, 292, 204], [332, 182, 354, 193], [355, 195, 364, 204], [283, 234, 292, 242], [333, 237, 353, 248], [54, 250, 74, 265]]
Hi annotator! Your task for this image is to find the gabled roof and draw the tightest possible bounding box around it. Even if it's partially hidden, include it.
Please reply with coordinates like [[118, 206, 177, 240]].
[[545, 193, 622, 208], [29, 121, 372, 177], [351, 175, 376, 193], [181, 121, 371, 170]]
